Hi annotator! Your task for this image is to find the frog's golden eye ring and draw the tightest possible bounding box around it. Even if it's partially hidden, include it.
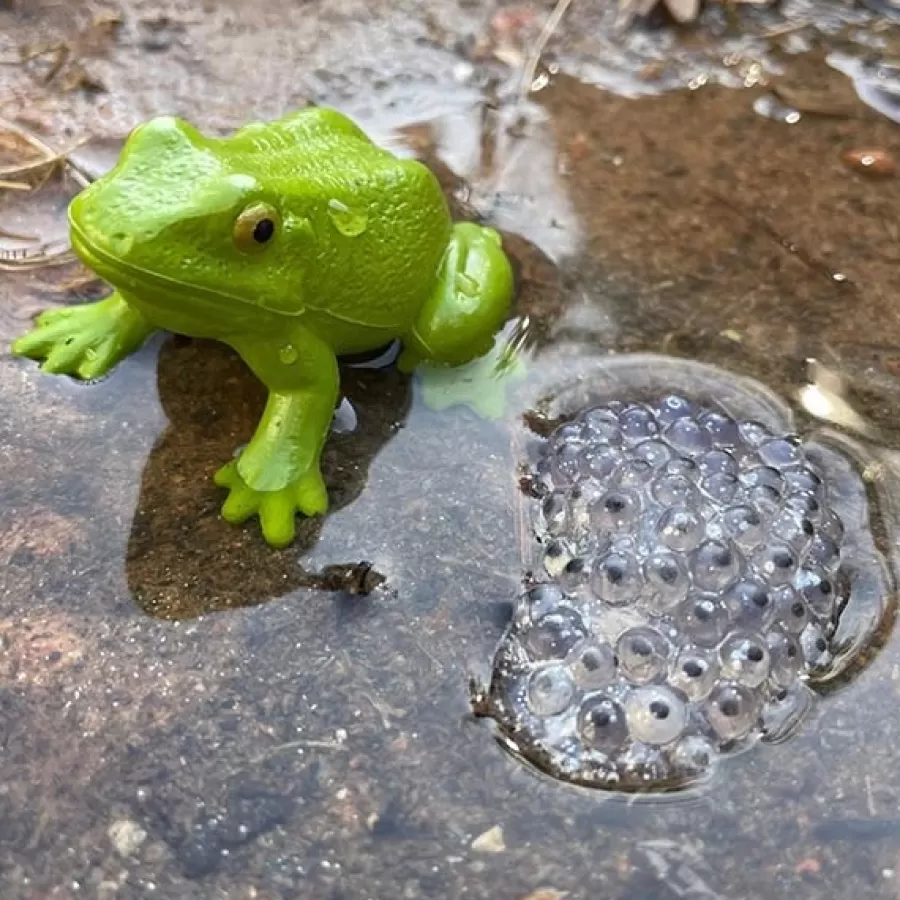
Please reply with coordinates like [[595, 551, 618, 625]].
[[233, 202, 280, 252]]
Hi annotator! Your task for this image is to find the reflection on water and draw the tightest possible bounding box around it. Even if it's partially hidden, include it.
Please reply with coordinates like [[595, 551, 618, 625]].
[[4, 3, 900, 898]]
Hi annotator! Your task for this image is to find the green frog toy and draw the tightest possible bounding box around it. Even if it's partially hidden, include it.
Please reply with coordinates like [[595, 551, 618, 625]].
[[11, 107, 514, 547]]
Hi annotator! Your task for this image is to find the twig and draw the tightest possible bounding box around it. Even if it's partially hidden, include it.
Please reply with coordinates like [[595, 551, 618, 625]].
[[517, 0, 574, 102], [710, 191, 859, 292], [0, 116, 92, 188]]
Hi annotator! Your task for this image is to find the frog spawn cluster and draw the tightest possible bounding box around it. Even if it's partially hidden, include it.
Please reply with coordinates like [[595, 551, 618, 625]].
[[486, 395, 847, 790]]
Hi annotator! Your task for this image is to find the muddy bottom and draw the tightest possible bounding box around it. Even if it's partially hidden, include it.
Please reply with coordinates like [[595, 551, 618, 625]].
[[3, 1, 900, 898]]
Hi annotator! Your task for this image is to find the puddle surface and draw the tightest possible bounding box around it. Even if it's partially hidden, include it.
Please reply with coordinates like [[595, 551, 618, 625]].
[[5, 2, 900, 898]]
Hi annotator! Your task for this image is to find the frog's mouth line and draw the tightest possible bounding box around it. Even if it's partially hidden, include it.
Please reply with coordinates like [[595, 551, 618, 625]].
[[68, 221, 307, 317], [68, 221, 405, 332]]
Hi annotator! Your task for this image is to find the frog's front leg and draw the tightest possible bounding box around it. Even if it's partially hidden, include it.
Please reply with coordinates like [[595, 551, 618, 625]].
[[214, 327, 339, 548], [397, 221, 513, 373], [11, 291, 156, 380]]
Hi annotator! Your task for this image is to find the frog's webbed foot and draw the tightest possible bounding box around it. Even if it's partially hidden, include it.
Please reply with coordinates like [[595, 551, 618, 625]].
[[11, 292, 155, 380], [214, 461, 328, 549]]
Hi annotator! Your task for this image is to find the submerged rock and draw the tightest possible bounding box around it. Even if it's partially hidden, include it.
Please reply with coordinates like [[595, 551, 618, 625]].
[[475, 360, 895, 793]]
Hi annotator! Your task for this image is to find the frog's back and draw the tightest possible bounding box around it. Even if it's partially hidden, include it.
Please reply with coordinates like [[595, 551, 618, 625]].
[[230, 108, 454, 345]]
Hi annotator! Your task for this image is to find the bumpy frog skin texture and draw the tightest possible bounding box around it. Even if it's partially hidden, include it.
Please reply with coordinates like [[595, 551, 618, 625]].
[[11, 107, 514, 547]]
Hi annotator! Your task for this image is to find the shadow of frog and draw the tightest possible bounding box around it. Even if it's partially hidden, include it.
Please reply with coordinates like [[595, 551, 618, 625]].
[[125, 335, 409, 620]]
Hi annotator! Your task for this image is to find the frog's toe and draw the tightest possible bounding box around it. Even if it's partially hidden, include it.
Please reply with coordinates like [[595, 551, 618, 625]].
[[12, 323, 60, 360], [220, 483, 261, 525], [292, 469, 328, 517], [259, 492, 296, 549], [75, 339, 119, 381], [38, 331, 99, 375]]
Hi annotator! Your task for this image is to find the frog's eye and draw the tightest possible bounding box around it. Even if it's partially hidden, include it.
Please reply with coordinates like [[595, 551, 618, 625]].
[[233, 202, 279, 252]]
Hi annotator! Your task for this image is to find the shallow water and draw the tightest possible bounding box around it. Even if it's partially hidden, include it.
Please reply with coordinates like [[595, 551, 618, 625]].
[[5, 1, 900, 898]]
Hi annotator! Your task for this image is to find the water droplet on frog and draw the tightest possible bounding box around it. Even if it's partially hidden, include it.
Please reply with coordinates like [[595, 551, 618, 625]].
[[280, 344, 298, 364], [327, 198, 368, 237]]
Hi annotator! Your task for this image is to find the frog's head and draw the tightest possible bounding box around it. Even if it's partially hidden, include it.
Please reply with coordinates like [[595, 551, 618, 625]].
[[69, 116, 314, 331]]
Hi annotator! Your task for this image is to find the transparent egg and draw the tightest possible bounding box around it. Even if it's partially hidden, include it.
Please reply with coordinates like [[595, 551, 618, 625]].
[[568, 640, 617, 689], [751, 541, 798, 586], [807, 533, 841, 573], [740, 464, 784, 493], [654, 394, 696, 425], [770, 508, 815, 554], [705, 683, 760, 741], [738, 419, 773, 446], [522, 609, 588, 660], [538, 492, 569, 536], [719, 632, 771, 687], [616, 460, 655, 489], [549, 443, 582, 486], [642, 550, 689, 611], [558, 557, 591, 593], [758, 436, 802, 468], [634, 439, 671, 469], [720, 577, 771, 629], [784, 491, 823, 523], [722, 504, 765, 548], [527, 664, 576, 717], [766, 626, 803, 688], [624, 686, 688, 745], [590, 489, 641, 533], [664, 417, 711, 456], [699, 410, 741, 447], [550, 420, 583, 448], [580, 407, 622, 443], [771, 585, 810, 634], [761, 682, 814, 742], [664, 457, 700, 481], [698, 449, 738, 478], [616, 627, 670, 683], [800, 622, 832, 672], [784, 465, 824, 497], [519, 582, 566, 622], [619, 404, 659, 442], [746, 485, 781, 521], [702, 472, 740, 504], [578, 443, 618, 481], [577, 695, 629, 753], [677, 594, 732, 646], [673, 734, 716, 775], [691, 539, 740, 592], [797, 568, 839, 620], [669, 646, 720, 700], [652, 473, 700, 508], [819, 508, 844, 543], [591, 550, 641, 607], [657, 506, 705, 552]]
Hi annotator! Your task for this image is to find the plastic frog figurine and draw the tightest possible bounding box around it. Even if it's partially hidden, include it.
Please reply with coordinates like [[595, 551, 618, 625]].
[[11, 107, 514, 547]]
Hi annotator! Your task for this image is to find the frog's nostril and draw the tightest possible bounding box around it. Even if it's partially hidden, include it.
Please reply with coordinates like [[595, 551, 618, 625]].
[[107, 232, 134, 256]]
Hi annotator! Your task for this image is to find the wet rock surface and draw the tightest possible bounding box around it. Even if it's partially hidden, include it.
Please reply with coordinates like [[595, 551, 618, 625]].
[[4, 1, 900, 899]]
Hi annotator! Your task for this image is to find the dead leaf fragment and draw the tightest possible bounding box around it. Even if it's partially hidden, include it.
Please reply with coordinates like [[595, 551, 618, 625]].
[[471, 824, 506, 853], [520, 890, 568, 900], [841, 147, 898, 177]]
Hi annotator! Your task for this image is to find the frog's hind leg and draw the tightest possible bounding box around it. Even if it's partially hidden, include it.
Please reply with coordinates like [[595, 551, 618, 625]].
[[11, 291, 156, 380], [397, 221, 514, 373]]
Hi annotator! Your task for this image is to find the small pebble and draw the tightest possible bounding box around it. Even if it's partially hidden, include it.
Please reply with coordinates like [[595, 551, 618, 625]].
[[471, 824, 506, 853]]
